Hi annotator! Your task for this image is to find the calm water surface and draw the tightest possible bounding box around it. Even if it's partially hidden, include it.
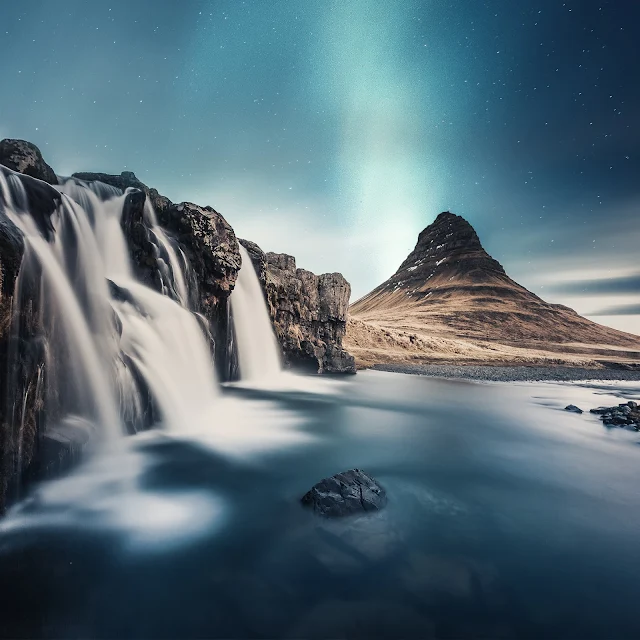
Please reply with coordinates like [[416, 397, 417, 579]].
[[1, 371, 639, 639]]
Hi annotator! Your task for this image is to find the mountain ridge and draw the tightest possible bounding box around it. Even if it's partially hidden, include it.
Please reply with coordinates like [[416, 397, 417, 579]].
[[346, 212, 640, 368]]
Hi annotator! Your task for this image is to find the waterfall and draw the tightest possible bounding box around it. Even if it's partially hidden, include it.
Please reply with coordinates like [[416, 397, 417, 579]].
[[0, 168, 218, 439], [231, 245, 281, 382]]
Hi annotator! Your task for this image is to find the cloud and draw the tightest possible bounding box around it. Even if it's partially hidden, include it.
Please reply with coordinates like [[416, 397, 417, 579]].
[[547, 273, 640, 296], [589, 303, 640, 316]]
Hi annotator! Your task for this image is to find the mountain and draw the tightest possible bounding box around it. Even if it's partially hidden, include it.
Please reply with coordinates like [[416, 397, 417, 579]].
[[346, 212, 640, 368]]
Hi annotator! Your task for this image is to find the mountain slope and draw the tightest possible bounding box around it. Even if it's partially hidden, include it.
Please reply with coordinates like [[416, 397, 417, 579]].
[[346, 212, 640, 368]]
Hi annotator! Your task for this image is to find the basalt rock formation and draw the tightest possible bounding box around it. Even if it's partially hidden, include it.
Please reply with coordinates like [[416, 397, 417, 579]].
[[238, 239, 355, 373], [265, 252, 355, 373], [71, 170, 242, 379], [0, 139, 58, 186], [348, 211, 640, 368], [0, 165, 51, 512]]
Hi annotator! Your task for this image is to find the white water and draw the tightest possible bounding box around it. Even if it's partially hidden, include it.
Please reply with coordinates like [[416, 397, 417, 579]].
[[0, 168, 219, 437], [231, 244, 281, 382]]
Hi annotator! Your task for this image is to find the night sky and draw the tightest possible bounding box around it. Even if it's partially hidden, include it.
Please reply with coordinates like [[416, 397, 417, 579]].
[[1, 0, 638, 333]]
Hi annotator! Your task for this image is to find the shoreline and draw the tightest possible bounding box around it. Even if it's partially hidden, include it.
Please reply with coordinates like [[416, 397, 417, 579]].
[[370, 363, 640, 383]]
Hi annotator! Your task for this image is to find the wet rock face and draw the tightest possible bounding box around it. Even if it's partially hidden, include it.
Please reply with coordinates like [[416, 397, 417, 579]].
[[71, 171, 242, 378], [0, 167, 51, 512], [72, 171, 242, 313], [264, 251, 355, 374], [302, 469, 387, 517], [158, 202, 241, 309], [0, 139, 58, 185]]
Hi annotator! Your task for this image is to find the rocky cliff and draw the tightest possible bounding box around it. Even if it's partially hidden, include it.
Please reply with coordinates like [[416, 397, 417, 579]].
[[239, 240, 355, 373], [0, 139, 355, 509], [348, 211, 640, 368], [0, 164, 57, 511], [72, 172, 355, 376], [73, 170, 242, 379]]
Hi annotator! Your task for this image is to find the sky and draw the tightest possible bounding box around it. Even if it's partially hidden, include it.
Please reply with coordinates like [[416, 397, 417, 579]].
[[1, 0, 638, 334]]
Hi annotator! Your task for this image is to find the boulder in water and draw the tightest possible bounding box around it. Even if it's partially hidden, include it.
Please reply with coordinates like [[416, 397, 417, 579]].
[[302, 469, 387, 517], [589, 402, 640, 429], [564, 404, 583, 414]]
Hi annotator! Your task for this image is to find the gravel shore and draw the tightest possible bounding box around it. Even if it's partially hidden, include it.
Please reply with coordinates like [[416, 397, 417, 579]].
[[371, 363, 640, 382]]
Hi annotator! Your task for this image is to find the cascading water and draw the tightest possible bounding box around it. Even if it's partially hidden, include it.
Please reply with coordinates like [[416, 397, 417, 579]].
[[230, 244, 281, 382], [0, 167, 218, 440]]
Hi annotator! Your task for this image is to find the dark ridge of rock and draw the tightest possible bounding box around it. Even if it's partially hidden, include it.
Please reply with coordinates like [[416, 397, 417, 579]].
[[0, 139, 58, 185], [0, 167, 54, 512], [158, 201, 241, 380], [265, 251, 355, 374], [396, 211, 507, 284], [157, 201, 240, 304], [119, 188, 161, 291], [301, 469, 386, 517], [71, 172, 242, 379], [72, 171, 241, 310]]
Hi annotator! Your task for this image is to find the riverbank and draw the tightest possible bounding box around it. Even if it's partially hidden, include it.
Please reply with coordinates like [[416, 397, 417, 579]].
[[371, 363, 640, 382]]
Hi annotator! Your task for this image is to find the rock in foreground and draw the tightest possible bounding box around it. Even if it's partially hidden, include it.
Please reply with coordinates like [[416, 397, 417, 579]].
[[590, 402, 640, 430], [302, 469, 386, 517], [564, 405, 583, 414]]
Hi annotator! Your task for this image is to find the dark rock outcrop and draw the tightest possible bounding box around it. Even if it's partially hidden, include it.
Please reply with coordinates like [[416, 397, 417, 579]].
[[301, 469, 386, 517], [264, 251, 355, 373], [71, 171, 241, 309], [0, 168, 51, 512], [235, 240, 355, 374], [0, 139, 58, 185], [564, 405, 583, 414], [590, 402, 640, 429], [70, 171, 241, 378], [157, 201, 240, 310]]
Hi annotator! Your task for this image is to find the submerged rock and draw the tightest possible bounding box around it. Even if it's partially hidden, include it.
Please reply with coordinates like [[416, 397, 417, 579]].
[[301, 469, 386, 517], [564, 404, 583, 414]]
